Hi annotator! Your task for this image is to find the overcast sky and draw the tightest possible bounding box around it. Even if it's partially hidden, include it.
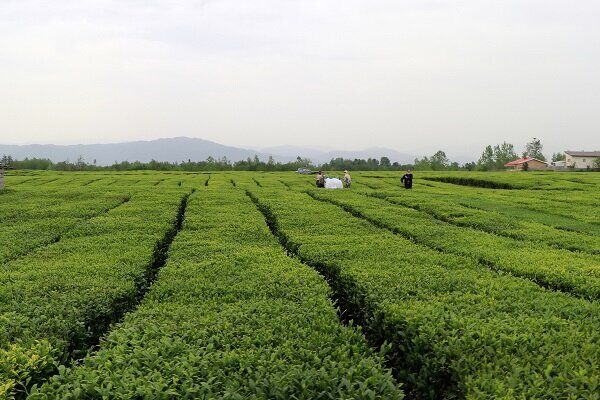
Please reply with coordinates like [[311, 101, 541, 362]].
[[1, 0, 599, 157]]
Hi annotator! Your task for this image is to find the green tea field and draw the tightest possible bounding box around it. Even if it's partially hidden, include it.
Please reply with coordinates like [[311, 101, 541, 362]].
[[1, 171, 599, 399]]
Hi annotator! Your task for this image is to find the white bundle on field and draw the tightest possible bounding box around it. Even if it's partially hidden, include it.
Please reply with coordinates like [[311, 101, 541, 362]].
[[324, 178, 343, 189]]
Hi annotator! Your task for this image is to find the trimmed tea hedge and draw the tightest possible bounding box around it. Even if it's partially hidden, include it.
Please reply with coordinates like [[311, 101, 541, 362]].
[[30, 178, 402, 399], [0, 188, 129, 264], [244, 181, 600, 399], [312, 189, 600, 299], [357, 187, 599, 254], [0, 187, 187, 399]]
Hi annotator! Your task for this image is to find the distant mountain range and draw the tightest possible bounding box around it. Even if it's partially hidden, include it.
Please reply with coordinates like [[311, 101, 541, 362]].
[[0, 137, 416, 165]]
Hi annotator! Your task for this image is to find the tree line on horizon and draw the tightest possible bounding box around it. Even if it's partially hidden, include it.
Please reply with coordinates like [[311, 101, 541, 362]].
[[1, 138, 590, 172]]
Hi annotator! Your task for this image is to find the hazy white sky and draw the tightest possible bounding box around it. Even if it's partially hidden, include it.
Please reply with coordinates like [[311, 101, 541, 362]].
[[1, 0, 599, 156]]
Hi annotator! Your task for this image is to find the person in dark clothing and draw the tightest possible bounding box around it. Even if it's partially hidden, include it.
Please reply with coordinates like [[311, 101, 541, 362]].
[[400, 170, 413, 189], [316, 171, 325, 188]]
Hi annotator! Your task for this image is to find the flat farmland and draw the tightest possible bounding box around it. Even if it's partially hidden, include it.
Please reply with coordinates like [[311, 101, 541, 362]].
[[0, 171, 598, 399]]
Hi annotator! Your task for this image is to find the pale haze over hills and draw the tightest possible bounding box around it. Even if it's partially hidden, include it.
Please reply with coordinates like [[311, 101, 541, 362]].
[[0, 137, 418, 166]]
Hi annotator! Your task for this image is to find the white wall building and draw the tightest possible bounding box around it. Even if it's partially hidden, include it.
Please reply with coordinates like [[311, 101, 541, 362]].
[[564, 151, 600, 169]]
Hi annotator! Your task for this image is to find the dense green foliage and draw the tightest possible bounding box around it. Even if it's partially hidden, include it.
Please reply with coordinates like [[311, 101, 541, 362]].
[[0, 176, 188, 398], [523, 137, 546, 161], [0, 170, 598, 399], [476, 142, 518, 171], [30, 178, 402, 399], [309, 188, 600, 299], [0, 155, 315, 172], [418, 170, 600, 190], [0, 188, 128, 264], [243, 177, 599, 399]]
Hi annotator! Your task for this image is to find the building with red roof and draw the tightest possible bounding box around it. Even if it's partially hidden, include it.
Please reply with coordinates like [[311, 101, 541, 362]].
[[504, 157, 548, 170]]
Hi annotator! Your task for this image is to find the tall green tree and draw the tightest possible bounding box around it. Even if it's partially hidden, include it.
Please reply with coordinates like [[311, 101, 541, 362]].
[[493, 142, 518, 169], [413, 156, 430, 170], [477, 145, 495, 171], [430, 150, 449, 170], [464, 161, 477, 171], [379, 156, 391, 168], [523, 137, 546, 161], [477, 142, 517, 170]]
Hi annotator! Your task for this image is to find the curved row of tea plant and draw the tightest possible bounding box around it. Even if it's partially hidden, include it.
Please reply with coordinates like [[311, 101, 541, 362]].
[[0, 188, 130, 265], [243, 181, 600, 399], [272, 175, 600, 238], [403, 180, 600, 236], [353, 185, 600, 254], [311, 188, 600, 300], [0, 188, 187, 399], [0, 174, 188, 266], [419, 171, 600, 191], [371, 176, 600, 227], [30, 178, 402, 399]]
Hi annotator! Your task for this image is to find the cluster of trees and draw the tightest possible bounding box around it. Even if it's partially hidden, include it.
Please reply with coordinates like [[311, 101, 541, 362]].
[[1, 156, 54, 170], [320, 157, 414, 171], [413, 151, 461, 171], [475, 138, 600, 170], [0, 154, 315, 172], [475, 138, 552, 171], [476, 142, 518, 171], [323, 151, 466, 171], [2, 153, 440, 172], [405, 138, 558, 172]]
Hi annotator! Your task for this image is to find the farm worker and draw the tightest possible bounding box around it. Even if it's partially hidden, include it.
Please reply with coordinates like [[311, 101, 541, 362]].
[[316, 171, 325, 188], [400, 170, 413, 189], [343, 170, 352, 188]]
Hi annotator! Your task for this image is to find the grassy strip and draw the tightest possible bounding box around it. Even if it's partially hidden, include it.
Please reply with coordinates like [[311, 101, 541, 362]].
[[245, 183, 600, 399], [30, 178, 402, 399], [0, 187, 188, 399]]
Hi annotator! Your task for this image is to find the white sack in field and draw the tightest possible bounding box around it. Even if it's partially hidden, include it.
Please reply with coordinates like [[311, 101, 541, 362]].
[[325, 178, 343, 189]]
